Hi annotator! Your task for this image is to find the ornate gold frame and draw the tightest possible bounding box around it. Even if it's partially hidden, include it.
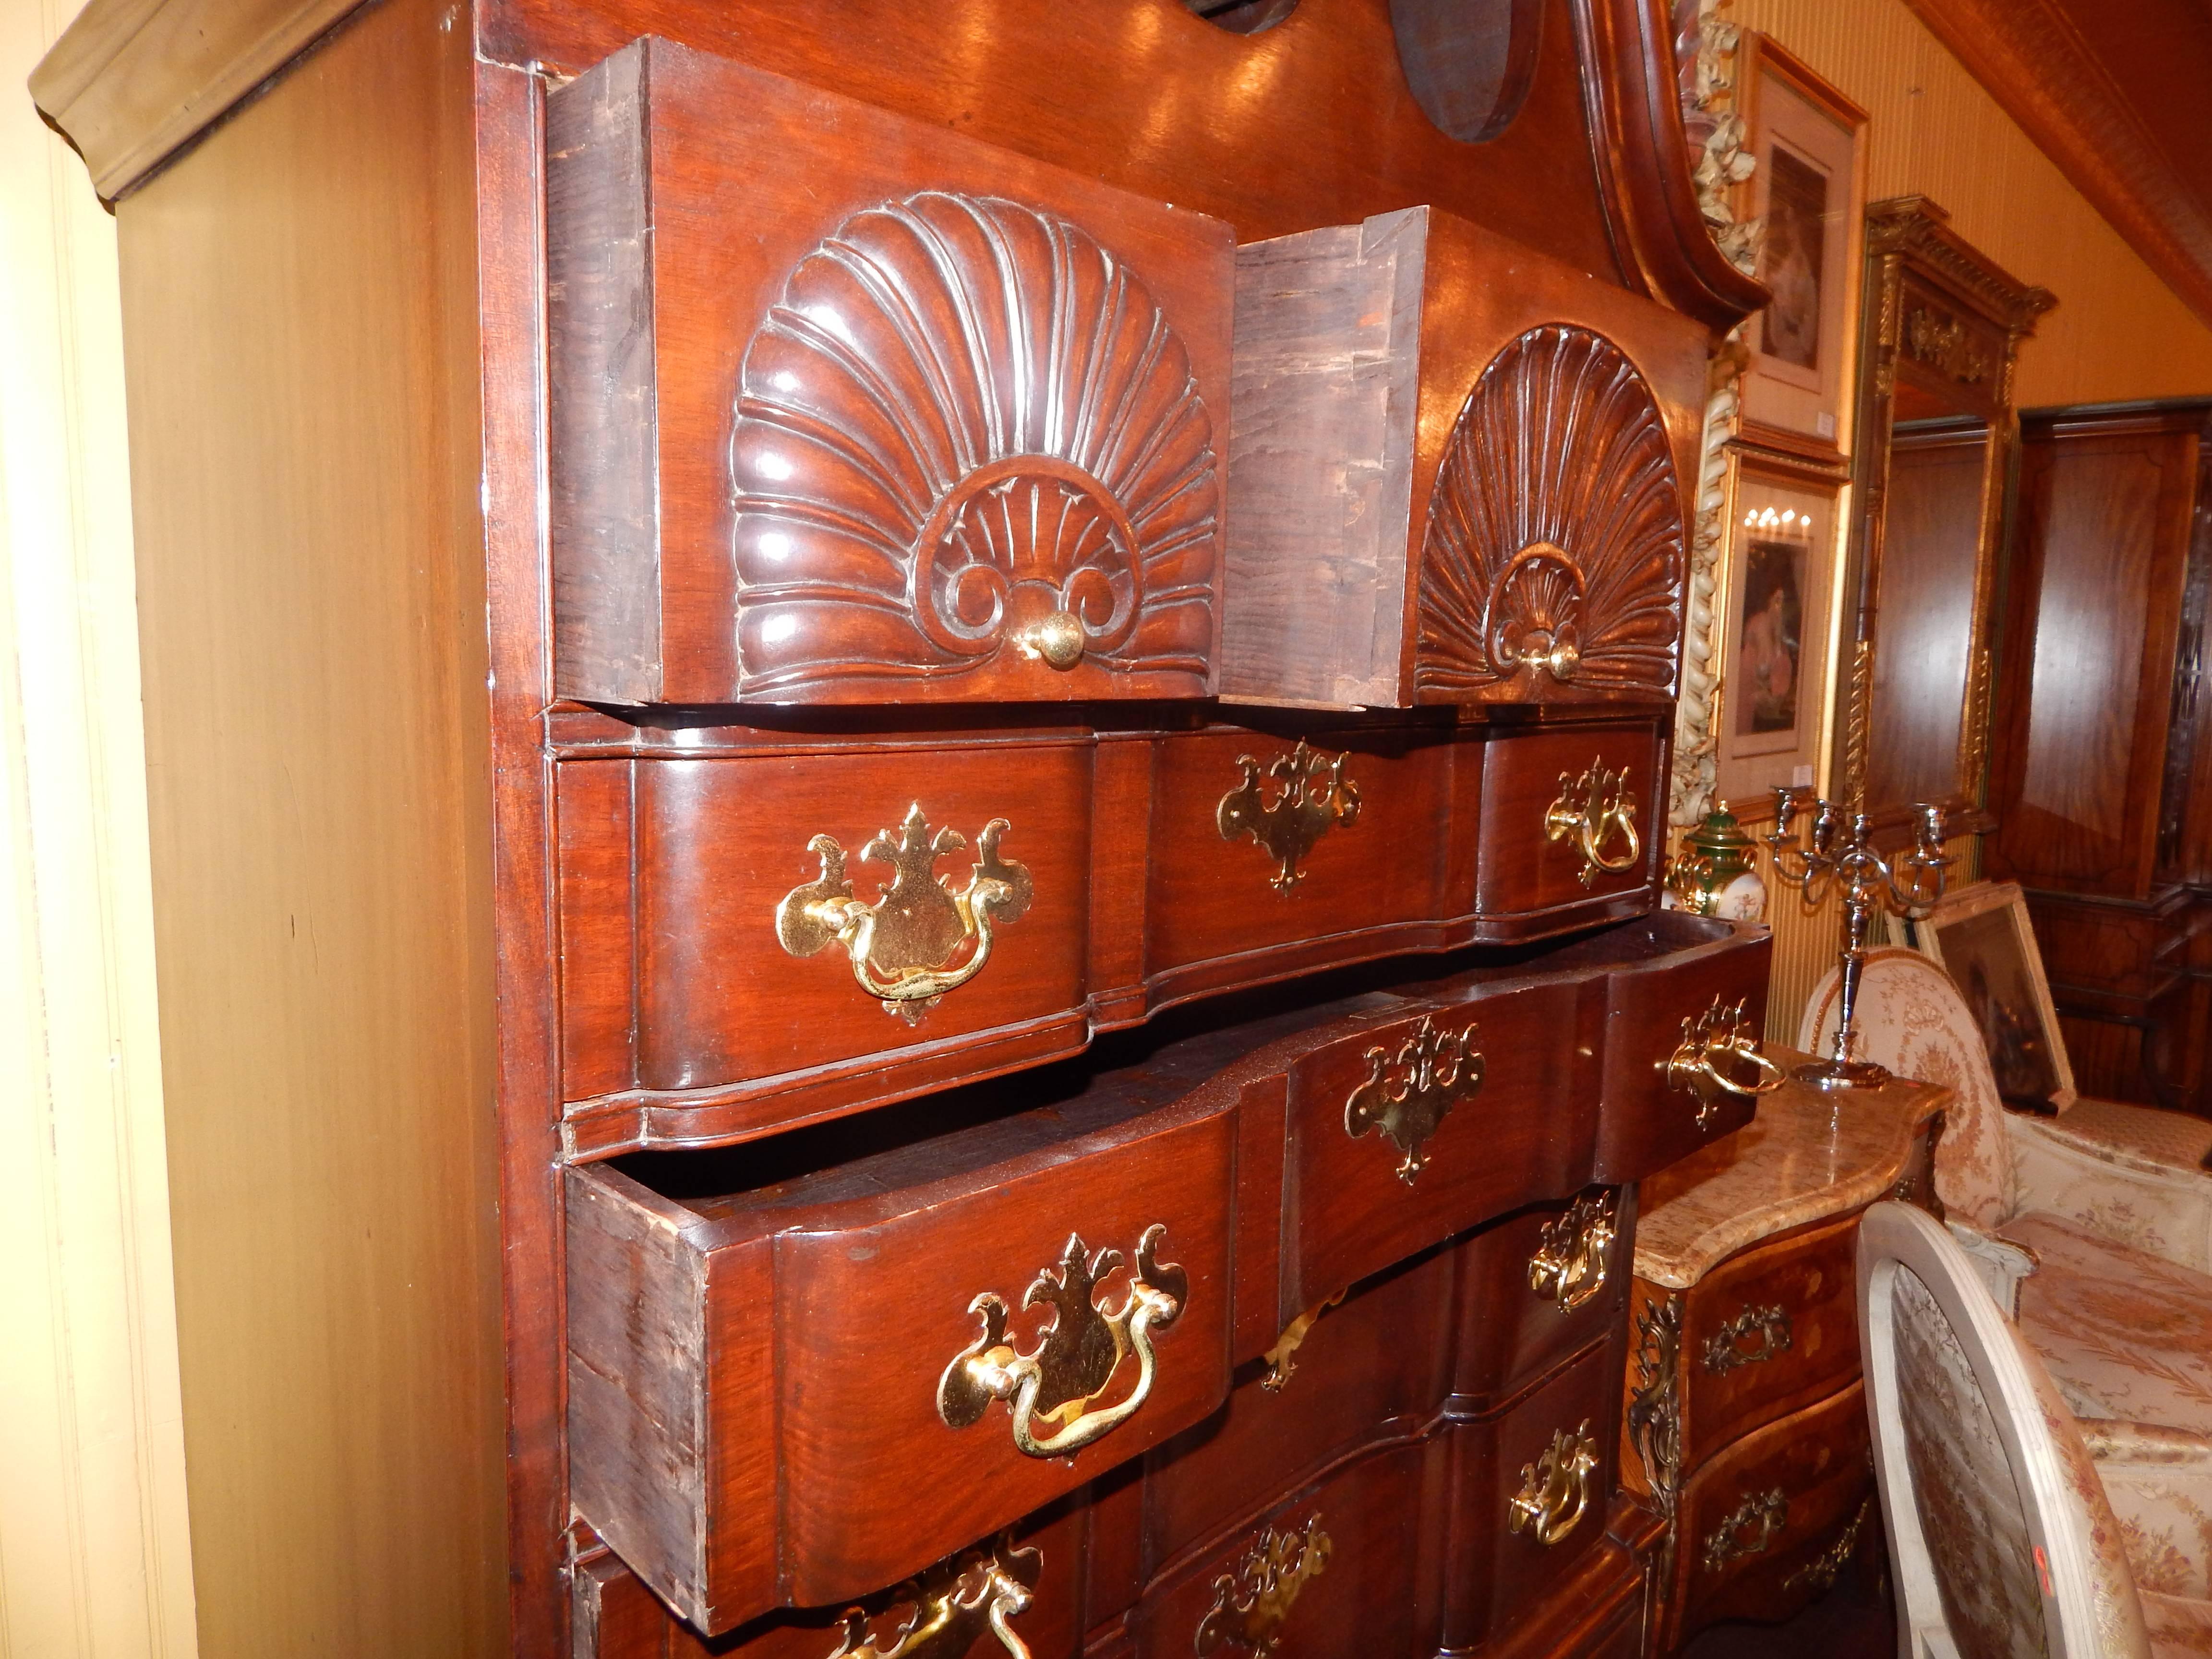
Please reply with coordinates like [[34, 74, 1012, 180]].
[[1839, 197, 2053, 823]]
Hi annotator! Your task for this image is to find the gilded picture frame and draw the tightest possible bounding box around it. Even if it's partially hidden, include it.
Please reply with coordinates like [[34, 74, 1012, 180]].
[[1913, 878, 2078, 1113]]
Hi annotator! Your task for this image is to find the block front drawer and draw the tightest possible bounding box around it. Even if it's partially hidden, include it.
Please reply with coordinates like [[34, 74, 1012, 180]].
[[566, 1074, 1237, 1634]]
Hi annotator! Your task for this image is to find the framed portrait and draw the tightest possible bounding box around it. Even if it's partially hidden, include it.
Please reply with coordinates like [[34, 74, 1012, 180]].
[[1736, 36, 1867, 460], [1714, 459, 1844, 814], [1914, 880, 2077, 1113]]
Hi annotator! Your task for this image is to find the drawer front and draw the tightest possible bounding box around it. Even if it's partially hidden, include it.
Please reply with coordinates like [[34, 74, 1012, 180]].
[[634, 743, 1093, 1094], [1681, 1214, 1861, 1471], [572, 1503, 1089, 1659], [1440, 1340, 1621, 1650], [1451, 1189, 1632, 1411], [1670, 1382, 1871, 1642], [1589, 921, 1774, 1183], [1146, 726, 1461, 986], [1146, 1246, 1458, 1571], [1130, 1443, 1425, 1659], [776, 1111, 1237, 1608], [547, 37, 1233, 708], [1281, 984, 1592, 1314], [1472, 721, 1665, 939]]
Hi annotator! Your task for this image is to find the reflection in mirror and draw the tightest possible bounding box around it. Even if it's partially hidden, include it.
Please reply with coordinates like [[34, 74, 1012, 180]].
[[1866, 414, 1991, 809], [1391, 0, 1542, 142]]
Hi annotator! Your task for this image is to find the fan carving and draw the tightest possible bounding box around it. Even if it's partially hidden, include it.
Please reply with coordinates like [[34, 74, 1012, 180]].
[[730, 192, 1219, 696], [1414, 325, 1685, 699]]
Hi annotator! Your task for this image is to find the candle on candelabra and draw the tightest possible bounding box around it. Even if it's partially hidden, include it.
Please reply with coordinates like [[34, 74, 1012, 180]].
[[1763, 788, 1951, 1089]]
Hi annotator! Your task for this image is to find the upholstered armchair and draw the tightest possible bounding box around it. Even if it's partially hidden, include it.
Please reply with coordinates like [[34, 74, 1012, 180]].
[[1803, 949, 2212, 1438], [1859, 1201, 2212, 1657]]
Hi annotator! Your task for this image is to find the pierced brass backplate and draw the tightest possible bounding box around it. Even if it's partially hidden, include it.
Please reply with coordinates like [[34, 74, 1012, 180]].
[[1528, 1192, 1617, 1313], [828, 1540, 1042, 1659], [1507, 1421, 1599, 1547], [1543, 760, 1641, 888], [1660, 995, 1785, 1128], [1344, 1016, 1484, 1184], [776, 804, 1033, 1023], [1700, 1487, 1789, 1574], [1193, 1514, 1332, 1657], [938, 1226, 1186, 1458], [1217, 739, 1360, 891], [1701, 1304, 1793, 1374]]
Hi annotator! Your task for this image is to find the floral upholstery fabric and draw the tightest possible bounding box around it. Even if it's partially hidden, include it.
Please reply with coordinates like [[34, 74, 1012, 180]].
[[2081, 1420, 2212, 1600], [2001, 1213, 2212, 1439], [2143, 1592, 2212, 1657], [2060, 1099, 2212, 1176], [2014, 1118, 2212, 1277], [1801, 949, 2016, 1228], [2029, 1334, 2158, 1658], [1889, 1262, 2055, 1658]]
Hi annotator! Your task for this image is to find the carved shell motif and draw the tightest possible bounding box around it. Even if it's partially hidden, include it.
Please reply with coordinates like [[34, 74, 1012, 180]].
[[730, 192, 1219, 697], [1414, 325, 1685, 700]]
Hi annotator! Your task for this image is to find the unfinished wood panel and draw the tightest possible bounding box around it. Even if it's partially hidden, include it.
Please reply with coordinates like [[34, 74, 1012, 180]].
[[111, 0, 506, 1649]]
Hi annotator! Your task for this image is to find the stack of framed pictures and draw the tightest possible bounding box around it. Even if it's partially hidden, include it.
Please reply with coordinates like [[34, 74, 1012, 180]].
[[1709, 37, 1868, 820]]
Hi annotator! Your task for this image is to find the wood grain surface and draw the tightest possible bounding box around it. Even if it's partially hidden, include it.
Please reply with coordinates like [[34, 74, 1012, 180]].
[[110, 0, 507, 1648]]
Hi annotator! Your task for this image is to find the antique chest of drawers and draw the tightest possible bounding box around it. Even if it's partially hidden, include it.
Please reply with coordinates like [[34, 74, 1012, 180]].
[[1623, 1065, 1946, 1649], [33, 0, 1782, 1650]]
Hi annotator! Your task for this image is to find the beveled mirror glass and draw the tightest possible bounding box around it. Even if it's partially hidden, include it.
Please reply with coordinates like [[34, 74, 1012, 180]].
[[1841, 196, 2054, 824]]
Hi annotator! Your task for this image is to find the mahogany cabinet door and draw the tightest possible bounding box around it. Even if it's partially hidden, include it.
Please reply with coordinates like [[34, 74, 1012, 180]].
[[1220, 206, 1704, 712], [1469, 719, 1669, 942], [1278, 982, 1593, 1319], [1587, 916, 1772, 1184], [1145, 723, 1463, 997], [566, 1094, 1236, 1633], [1127, 1443, 1430, 1659], [1679, 1214, 1862, 1472], [632, 739, 1093, 1094], [546, 36, 1231, 708], [1449, 1188, 1634, 1414], [1438, 1338, 1622, 1651], [1667, 1382, 1872, 1644]]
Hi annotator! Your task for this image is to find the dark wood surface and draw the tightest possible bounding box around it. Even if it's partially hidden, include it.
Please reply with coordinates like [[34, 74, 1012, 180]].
[[566, 924, 1765, 1632], [1220, 208, 1708, 709], [1992, 401, 2212, 1112], [552, 712, 1684, 1156], [30, 0, 1780, 1646]]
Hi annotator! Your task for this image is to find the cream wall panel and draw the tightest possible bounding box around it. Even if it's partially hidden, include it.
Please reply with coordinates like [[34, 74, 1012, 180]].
[[0, 0, 197, 1652], [1736, 0, 2212, 406]]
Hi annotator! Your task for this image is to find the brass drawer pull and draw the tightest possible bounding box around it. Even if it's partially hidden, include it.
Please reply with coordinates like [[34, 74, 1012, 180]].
[[1660, 995, 1784, 1128], [1528, 1193, 1617, 1312], [776, 805, 1032, 1022], [829, 1540, 1042, 1659], [938, 1226, 1186, 1458], [1543, 760, 1640, 887], [1700, 1487, 1789, 1574], [1701, 1304, 1794, 1375], [1194, 1514, 1332, 1657], [1218, 739, 1359, 890], [1344, 1016, 1484, 1184], [1508, 1421, 1600, 1546]]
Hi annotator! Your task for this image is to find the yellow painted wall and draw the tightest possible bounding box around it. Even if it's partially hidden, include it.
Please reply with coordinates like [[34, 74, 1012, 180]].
[[1736, 0, 2212, 406]]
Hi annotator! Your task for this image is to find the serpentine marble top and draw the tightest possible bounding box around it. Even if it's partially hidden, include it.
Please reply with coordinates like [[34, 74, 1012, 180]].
[[1634, 1050, 1949, 1289]]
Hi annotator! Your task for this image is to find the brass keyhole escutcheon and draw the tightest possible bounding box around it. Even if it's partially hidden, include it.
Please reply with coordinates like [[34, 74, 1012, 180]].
[[1217, 739, 1359, 890]]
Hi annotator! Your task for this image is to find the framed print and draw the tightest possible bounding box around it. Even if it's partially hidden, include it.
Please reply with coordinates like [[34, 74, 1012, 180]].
[[1736, 36, 1867, 459], [1714, 458, 1844, 814], [1914, 879, 2078, 1113]]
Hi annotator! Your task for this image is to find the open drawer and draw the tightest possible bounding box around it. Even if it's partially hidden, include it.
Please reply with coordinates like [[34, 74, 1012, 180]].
[[565, 1034, 1244, 1634]]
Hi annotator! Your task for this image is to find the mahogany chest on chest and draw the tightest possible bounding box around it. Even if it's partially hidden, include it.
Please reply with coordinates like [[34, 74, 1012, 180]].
[[31, 0, 1781, 1651]]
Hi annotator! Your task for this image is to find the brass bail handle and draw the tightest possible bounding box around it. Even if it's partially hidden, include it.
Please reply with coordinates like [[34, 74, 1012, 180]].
[[938, 1225, 1187, 1459], [828, 1540, 1043, 1659], [1662, 995, 1785, 1127], [1527, 1193, 1617, 1314], [1543, 761, 1641, 887], [1507, 1422, 1600, 1547]]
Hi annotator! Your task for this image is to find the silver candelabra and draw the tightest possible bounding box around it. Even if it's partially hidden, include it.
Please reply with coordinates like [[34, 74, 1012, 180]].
[[1763, 788, 1952, 1090]]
